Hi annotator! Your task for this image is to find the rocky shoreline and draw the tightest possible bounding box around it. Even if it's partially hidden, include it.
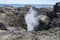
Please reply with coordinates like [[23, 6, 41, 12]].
[[0, 2, 60, 40]]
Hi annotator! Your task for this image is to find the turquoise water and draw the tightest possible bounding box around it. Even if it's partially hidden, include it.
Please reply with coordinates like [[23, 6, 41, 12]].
[[0, 4, 53, 8]]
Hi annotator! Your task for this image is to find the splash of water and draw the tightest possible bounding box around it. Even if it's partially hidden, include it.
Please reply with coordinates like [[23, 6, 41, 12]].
[[25, 7, 39, 31]]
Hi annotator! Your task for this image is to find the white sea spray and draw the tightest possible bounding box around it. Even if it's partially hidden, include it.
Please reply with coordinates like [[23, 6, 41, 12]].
[[25, 7, 39, 31]]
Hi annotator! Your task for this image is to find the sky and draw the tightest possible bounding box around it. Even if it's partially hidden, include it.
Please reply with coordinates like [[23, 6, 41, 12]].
[[0, 0, 60, 5]]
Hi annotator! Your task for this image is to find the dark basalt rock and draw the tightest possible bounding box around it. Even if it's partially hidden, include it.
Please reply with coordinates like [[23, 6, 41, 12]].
[[0, 23, 7, 30], [47, 11, 58, 21], [53, 2, 60, 12]]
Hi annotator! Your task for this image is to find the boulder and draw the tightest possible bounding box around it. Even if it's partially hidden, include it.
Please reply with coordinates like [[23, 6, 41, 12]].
[[47, 11, 58, 21], [39, 7, 53, 15], [53, 2, 60, 12]]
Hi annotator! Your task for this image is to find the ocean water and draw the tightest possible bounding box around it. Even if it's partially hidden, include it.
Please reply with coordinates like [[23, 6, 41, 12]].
[[0, 4, 53, 8]]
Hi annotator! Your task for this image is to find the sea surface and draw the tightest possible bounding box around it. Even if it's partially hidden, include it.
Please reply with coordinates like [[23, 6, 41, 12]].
[[0, 4, 53, 8]]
